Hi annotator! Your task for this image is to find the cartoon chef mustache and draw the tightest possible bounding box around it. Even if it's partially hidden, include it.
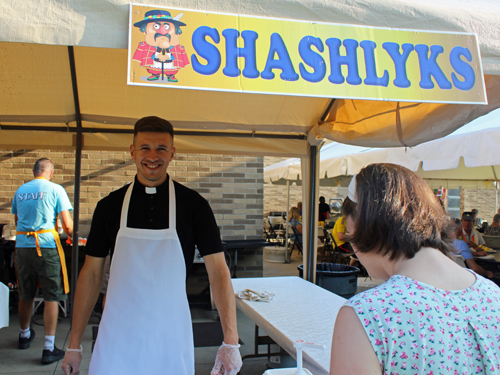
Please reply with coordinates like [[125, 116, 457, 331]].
[[154, 33, 171, 41]]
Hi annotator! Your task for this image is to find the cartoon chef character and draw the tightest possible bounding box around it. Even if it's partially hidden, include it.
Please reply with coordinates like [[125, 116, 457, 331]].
[[133, 10, 190, 82]]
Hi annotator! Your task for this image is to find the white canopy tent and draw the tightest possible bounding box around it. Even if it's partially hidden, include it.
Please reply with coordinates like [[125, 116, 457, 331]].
[[265, 109, 500, 219], [266, 108, 500, 186], [2, 0, 500, 284], [265, 142, 369, 184], [321, 108, 500, 189]]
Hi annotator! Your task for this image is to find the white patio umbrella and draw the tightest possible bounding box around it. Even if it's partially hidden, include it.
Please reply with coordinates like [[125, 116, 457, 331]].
[[320, 107, 500, 190], [265, 109, 500, 225], [266, 108, 500, 188], [264, 142, 370, 184]]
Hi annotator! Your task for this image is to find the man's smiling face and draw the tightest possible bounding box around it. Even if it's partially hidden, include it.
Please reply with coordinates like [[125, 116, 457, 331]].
[[130, 132, 175, 187]]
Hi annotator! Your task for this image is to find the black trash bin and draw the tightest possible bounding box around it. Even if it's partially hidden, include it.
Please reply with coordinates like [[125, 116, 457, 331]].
[[298, 263, 360, 298]]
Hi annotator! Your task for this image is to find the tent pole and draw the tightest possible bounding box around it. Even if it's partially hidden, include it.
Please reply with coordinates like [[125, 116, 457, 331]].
[[305, 146, 319, 283], [68, 46, 83, 318], [284, 180, 290, 263], [496, 181, 498, 214], [299, 100, 334, 280], [299, 100, 331, 281], [492, 166, 499, 214]]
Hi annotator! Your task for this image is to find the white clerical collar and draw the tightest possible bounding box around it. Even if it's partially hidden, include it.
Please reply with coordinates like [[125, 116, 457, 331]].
[[145, 187, 157, 194]]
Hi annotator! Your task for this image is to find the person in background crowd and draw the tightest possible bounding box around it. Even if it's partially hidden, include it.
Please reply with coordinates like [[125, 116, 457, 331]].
[[329, 163, 500, 375], [450, 218, 499, 285], [318, 196, 330, 221], [471, 208, 482, 226], [460, 211, 488, 255], [288, 207, 302, 243], [62, 116, 241, 375], [297, 201, 302, 216], [478, 221, 488, 234], [330, 205, 358, 266], [12, 158, 73, 364], [330, 212, 352, 253], [485, 214, 500, 236]]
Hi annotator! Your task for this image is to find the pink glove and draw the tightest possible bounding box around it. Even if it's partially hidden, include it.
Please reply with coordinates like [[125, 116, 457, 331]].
[[211, 342, 242, 375], [61, 347, 83, 375]]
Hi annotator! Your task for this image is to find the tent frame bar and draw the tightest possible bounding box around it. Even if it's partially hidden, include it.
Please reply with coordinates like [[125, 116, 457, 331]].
[[321, 99, 336, 122], [68, 46, 83, 318], [0, 125, 306, 140]]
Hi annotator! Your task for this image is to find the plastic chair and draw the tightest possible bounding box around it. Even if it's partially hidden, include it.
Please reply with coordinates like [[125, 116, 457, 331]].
[[329, 232, 352, 265], [482, 235, 500, 249], [33, 288, 67, 317], [289, 225, 303, 258], [321, 228, 334, 262], [268, 216, 285, 245], [263, 217, 276, 242]]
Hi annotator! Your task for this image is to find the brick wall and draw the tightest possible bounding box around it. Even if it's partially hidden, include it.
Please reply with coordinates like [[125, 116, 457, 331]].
[[0, 149, 265, 277], [264, 156, 348, 215], [462, 188, 498, 224], [264, 183, 348, 216], [264, 182, 498, 222]]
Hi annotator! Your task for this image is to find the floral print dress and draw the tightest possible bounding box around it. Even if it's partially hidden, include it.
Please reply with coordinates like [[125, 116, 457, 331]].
[[345, 272, 500, 374]]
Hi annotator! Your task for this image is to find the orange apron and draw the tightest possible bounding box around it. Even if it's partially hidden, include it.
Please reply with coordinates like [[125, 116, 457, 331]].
[[16, 227, 70, 294]]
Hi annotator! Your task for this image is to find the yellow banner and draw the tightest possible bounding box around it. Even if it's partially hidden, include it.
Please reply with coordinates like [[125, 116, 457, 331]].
[[127, 4, 486, 104]]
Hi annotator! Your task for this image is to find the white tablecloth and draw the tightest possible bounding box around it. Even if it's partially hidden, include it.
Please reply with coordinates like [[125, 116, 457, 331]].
[[232, 276, 346, 375], [0, 282, 9, 329]]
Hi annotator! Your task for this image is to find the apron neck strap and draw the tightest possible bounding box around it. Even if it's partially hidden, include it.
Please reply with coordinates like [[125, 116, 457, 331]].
[[168, 176, 176, 230], [120, 176, 176, 229], [120, 182, 134, 228]]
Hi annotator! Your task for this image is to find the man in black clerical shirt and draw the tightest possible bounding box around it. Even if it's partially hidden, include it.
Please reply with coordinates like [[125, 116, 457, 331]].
[[62, 116, 242, 375]]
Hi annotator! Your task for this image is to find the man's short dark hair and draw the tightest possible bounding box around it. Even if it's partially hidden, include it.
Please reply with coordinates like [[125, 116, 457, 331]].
[[134, 116, 174, 140], [33, 158, 54, 174], [343, 163, 455, 261], [319, 196, 326, 203]]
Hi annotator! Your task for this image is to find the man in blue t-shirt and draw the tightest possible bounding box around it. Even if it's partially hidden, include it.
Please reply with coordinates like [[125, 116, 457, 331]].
[[11, 158, 73, 364]]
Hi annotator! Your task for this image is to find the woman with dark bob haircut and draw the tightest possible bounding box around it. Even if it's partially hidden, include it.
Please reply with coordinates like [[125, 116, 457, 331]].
[[330, 163, 500, 375]]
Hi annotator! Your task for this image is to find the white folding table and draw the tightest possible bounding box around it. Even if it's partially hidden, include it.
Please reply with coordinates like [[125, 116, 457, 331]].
[[232, 276, 346, 375]]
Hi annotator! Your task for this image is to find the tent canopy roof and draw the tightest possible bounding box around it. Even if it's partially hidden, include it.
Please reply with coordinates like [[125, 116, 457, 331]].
[[1, 0, 500, 155], [2, 0, 499, 74]]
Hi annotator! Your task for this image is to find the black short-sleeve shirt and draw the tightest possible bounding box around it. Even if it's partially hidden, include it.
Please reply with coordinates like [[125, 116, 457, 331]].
[[319, 202, 330, 221], [85, 175, 225, 275]]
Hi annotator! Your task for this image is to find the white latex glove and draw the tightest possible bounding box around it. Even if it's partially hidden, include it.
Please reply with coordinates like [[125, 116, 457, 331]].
[[61, 350, 82, 375], [211, 341, 242, 375]]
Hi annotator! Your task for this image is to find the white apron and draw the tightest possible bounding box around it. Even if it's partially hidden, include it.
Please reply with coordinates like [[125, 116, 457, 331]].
[[89, 178, 194, 375]]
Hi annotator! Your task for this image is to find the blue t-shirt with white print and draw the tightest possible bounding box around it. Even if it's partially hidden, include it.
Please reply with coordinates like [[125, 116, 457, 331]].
[[12, 178, 73, 248]]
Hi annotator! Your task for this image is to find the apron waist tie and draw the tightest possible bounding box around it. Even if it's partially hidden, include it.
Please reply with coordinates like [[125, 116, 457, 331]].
[[17, 228, 70, 294]]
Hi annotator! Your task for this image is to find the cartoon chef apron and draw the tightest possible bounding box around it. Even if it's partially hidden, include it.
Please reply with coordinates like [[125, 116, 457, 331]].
[[89, 178, 194, 374]]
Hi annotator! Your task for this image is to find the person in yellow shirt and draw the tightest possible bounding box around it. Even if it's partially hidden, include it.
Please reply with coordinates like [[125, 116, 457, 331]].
[[331, 216, 352, 253]]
